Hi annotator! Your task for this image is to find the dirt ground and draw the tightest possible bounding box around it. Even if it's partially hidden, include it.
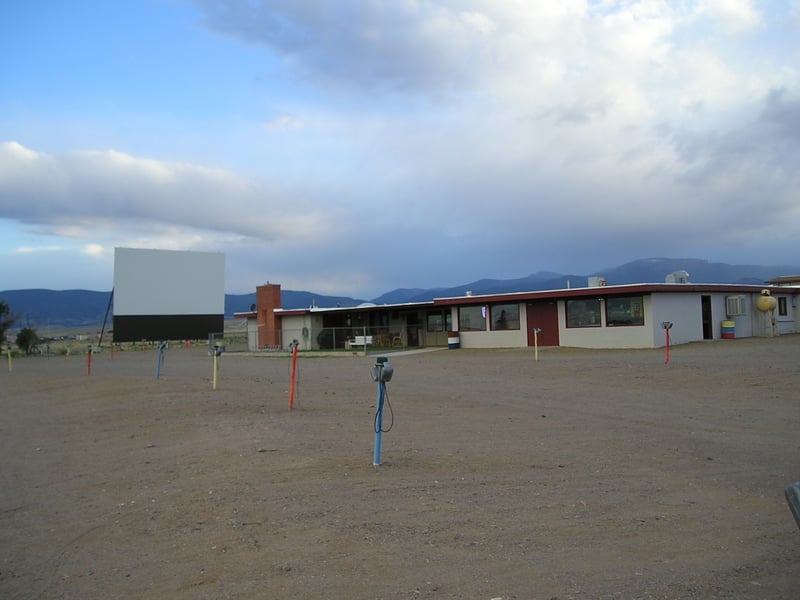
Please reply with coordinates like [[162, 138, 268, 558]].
[[1, 335, 799, 600]]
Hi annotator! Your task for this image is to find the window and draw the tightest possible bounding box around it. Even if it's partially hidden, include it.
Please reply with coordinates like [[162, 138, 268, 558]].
[[427, 312, 443, 332], [427, 310, 452, 332], [778, 297, 788, 316], [490, 303, 520, 330], [726, 296, 744, 316], [605, 295, 644, 326], [459, 306, 487, 331], [566, 299, 602, 328]]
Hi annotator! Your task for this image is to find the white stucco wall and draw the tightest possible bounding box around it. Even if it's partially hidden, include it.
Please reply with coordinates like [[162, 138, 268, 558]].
[[450, 304, 529, 348], [553, 292, 781, 349], [650, 293, 705, 346], [752, 290, 798, 336], [557, 296, 656, 349], [269, 289, 798, 352], [246, 318, 258, 352], [458, 329, 527, 348], [725, 294, 752, 338], [281, 314, 322, 350], [776, 293, 798, 335]]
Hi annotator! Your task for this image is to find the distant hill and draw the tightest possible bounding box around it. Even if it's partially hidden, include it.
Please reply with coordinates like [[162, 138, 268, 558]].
[[2, 258, 797, 329], [594, 258, 789, 287], [0, 289, 112, 329], [0, 289, 365, 330], [223, 290, 365, 315], [371, 271, 566, 304], [370, 258, 799, 304]]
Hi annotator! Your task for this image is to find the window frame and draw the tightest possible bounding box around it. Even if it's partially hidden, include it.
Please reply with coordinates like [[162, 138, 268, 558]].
[[426, 310, 453, 332], [605, 295, 645, 327], [427, 312, 443, 332], [778, 297, 788, 316], [490, 303, 520, 331], [565, 298, 602, 328], [459, 305, 487, 332]]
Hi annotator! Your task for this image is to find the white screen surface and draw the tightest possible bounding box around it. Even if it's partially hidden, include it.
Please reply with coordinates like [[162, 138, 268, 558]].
[[113, 248, 225, 316]]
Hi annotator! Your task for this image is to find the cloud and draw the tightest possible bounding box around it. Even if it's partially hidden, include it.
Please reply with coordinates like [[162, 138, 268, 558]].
[[696, 0, 763, 34], [82, 243, 105, 257], [14, 245, 63, 254], [192, 0, 479, 94], [3, 2, 800, 296], [760, 88, 800, 142], [263, 114, 304, 130], [0, 141, 335, 246]]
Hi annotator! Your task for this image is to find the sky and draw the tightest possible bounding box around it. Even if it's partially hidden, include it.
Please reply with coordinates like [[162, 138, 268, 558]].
[[1, 0, 799, 299]]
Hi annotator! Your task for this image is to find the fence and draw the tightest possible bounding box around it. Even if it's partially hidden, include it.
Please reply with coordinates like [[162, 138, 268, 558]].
[[254, 325, 417, 353], [211, 320, 250, 353]]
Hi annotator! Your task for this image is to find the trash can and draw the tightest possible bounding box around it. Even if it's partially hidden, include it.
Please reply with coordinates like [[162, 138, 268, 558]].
[[447, 331, 460, 349], [721, 320, 735, 339]]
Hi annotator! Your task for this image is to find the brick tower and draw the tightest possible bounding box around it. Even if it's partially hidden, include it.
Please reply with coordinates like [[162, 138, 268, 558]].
[[255, 283, 281, 349]]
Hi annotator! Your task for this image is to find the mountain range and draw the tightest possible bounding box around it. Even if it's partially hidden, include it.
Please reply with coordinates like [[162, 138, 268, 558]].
[[2, 257, 797, 330]]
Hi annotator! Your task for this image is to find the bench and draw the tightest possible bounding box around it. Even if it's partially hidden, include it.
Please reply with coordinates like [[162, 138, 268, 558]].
[[346, 335, 373, 349]]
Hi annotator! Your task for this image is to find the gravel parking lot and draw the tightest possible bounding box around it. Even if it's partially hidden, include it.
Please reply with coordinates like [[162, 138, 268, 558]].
[[2, 335, 799, 599]]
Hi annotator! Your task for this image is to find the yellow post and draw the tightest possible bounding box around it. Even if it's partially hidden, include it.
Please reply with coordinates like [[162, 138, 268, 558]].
[[212, 352, 218, 390]]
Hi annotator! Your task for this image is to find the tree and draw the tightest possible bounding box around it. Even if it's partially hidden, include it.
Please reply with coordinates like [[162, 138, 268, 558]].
[[16, 327, 39, 355], [0, 301, 14, 345]]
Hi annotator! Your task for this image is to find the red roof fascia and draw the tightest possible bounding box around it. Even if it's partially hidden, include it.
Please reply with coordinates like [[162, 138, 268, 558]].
[[276, 309, 310, 316]]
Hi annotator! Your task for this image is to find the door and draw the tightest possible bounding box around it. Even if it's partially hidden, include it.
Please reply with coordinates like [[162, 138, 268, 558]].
[[526, 302, 560, 346], [406, 312, 420, 347], [701, 295, 713, 340]]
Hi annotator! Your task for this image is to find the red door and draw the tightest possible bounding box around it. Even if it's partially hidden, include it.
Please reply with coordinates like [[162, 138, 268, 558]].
[[526, 302, 559, 346]]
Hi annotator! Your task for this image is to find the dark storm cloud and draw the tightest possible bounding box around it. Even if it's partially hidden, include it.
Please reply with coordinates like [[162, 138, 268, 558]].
[[760, 88, 800, 143], [191, 0, 484, 95]]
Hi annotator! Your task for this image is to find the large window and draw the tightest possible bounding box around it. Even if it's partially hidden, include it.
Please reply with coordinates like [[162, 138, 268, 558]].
[[490, 303, 520, 330], [459, 306, 487, 331], [605, 295, 645, 326], [427, 310, 452, 332], [566, 299, 602, 328]]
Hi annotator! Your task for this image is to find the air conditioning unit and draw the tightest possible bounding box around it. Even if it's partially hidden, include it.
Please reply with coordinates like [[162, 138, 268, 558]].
[[588, 276, 607, 287], [725, 295, 745, 317], [666, 270, 690, 284]]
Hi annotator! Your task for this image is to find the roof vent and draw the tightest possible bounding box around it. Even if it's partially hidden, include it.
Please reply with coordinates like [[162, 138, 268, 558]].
[[666, 270, 690, 284]]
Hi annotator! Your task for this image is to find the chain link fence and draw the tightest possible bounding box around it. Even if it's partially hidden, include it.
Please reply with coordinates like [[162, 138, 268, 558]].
[[209, 319, 250, 353], [251, 325, 415, 353]]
